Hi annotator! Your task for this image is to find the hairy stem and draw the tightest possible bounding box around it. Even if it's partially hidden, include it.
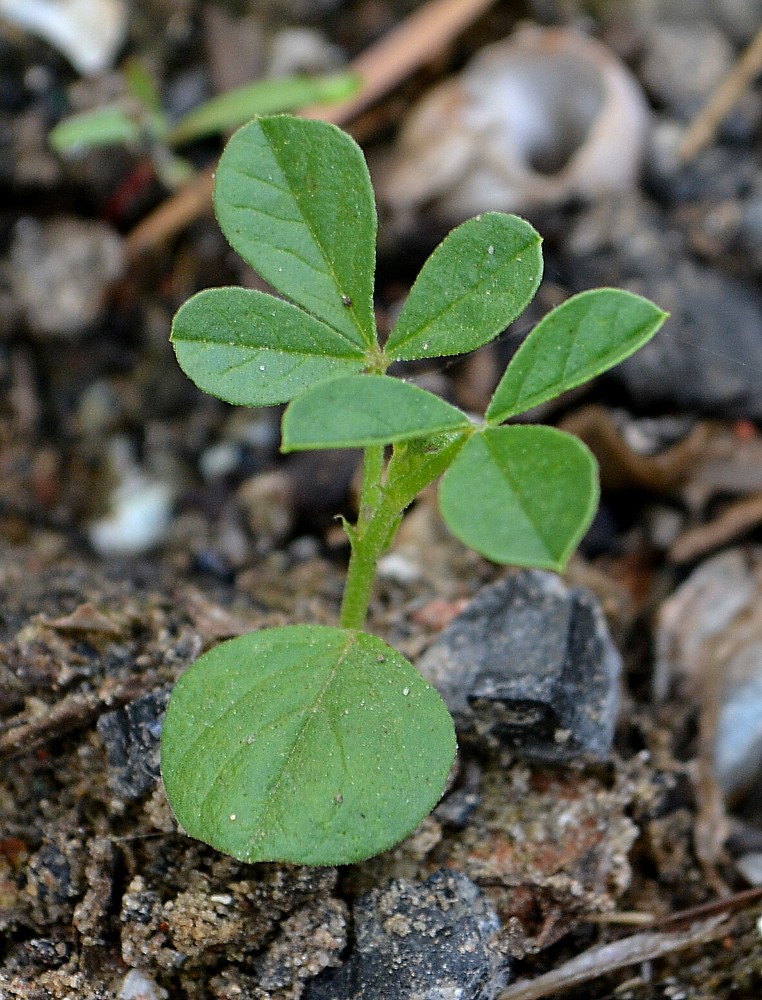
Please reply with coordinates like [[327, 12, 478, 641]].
[[339, 435, 468, 631], [340, 446, 398, 630], [357, 444, 384, 527]]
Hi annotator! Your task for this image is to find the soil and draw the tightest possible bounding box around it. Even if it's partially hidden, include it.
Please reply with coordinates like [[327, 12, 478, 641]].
[[2, 1, 762, 998]]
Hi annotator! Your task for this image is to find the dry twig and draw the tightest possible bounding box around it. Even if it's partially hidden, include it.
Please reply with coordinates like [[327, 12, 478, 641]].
[[496, 917, 729, 1000], [678, 23, 762, 162], [0, 675, 155, 762]]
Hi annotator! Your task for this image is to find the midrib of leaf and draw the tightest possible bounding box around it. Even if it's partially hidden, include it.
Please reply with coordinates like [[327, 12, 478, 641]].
[[483, 431, 555, 557], [197, 631, 361, 829], [254, 631, 357, 830], [190, 650, 320, 818], [231, 127, 374, 351], [177, 290, 366, 361], [495, 304, 659, 419], [390, 233, 538, 354]]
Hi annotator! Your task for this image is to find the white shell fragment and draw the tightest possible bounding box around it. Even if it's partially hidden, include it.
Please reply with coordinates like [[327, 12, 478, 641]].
[[656, 548, 762, 799], [378, 25, 651, 219], [0, 0, 128, 76], [88, 438, 175, 556]]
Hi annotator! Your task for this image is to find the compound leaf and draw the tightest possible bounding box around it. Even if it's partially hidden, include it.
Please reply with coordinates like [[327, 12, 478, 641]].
[[385, 213, 542, 362], [160, 624, 456, 866], [281, 374, 471, 450], [439, 425, 599, 571], [171, 287, 365, 406], [486, 289, 668, 423], [214, 116, 377, 353]]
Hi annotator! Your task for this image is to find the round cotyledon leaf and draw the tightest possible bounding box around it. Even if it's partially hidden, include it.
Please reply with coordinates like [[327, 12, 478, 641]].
[[160, 624, 456, 866]]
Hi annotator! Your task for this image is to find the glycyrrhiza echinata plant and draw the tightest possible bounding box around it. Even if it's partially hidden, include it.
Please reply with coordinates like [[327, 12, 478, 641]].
[[160, 114, 667, 866]]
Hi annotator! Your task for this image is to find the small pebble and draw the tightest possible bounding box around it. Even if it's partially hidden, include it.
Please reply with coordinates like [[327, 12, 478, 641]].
[[417, 571, 622, 762], [640, 21, 733, 119], [305, 870, 507, 1000], [735, 852, 762, 886], [117, 968, 168, 1000], [10, 216, 124, 339], [237, 469, 295, 546], [97, 687, 171, 801], [88, 478, 174, 556], [656, 548, 762, 798], [0, 0, 128, 75]]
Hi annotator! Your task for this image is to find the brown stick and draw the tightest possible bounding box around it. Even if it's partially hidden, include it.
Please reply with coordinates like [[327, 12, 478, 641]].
[[669, 492, 762, 564], [125, 0, 498, 261], [301, 0, 499, 124], [678, 23, 762, 162], [0, 675, 155, 761], [496, 917, 728, 1000]]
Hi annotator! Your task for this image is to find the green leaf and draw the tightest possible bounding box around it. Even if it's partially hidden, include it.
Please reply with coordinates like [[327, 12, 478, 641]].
[[160, 624, 456, 866], [486, 289, 668, 424], [168, 72, 359, 145], [439, 425, 599, 571], [385, 213, 542, 361], [124, 58, 163, 118], [214, 116, 377, 352], [171, 287, 366, 406], [281, 374, 471, 451], [49, 106, 143, 153]]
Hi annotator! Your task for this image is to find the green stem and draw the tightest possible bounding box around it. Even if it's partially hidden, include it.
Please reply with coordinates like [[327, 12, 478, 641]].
[[339, 434, 468, 631], [340, 446, 399, 630], [357, 444, 384, 528]]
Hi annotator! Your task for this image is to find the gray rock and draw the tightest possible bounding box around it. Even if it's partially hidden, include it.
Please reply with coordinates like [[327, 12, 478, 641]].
[[611, 261, 762, 420], [96, 687, 170, 800], [305, 870, 507, 1000], [562, 197, 762, 420], [9, 216, 124, 338], [621, 0, 762, 42], [417, 572, 621, 763], [640, 22, 733, 119]]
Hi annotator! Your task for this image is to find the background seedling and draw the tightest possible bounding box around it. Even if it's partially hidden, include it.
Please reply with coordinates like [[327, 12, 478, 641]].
[[160, 114, 667, 866], [49, 59, 357, 187]]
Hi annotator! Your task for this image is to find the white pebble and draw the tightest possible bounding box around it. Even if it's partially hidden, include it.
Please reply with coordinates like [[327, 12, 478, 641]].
[[117, 968, 168, 1000], [0, 0, 128, 76]]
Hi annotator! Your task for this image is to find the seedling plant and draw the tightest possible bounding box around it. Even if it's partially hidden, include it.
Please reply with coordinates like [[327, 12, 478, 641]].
[[49, 59, 356, 187], [160, 114, 666, 866]]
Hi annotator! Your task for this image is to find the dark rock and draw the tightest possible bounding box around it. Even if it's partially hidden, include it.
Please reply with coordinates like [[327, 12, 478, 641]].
[[96, 686, 171, 800], [562, 197, 762, 419], [610, 261, 762, 419], [433, 786, 481, 829], [24, 835, 85, 927], [417, 572, 621, 763], [305, 870, 507, 1000], [647, 122, 761, 204]]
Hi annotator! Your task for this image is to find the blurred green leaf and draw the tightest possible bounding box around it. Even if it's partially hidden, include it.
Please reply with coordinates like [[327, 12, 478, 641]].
[[49, 106, 143, 153], [167, 72, 359, 145]]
